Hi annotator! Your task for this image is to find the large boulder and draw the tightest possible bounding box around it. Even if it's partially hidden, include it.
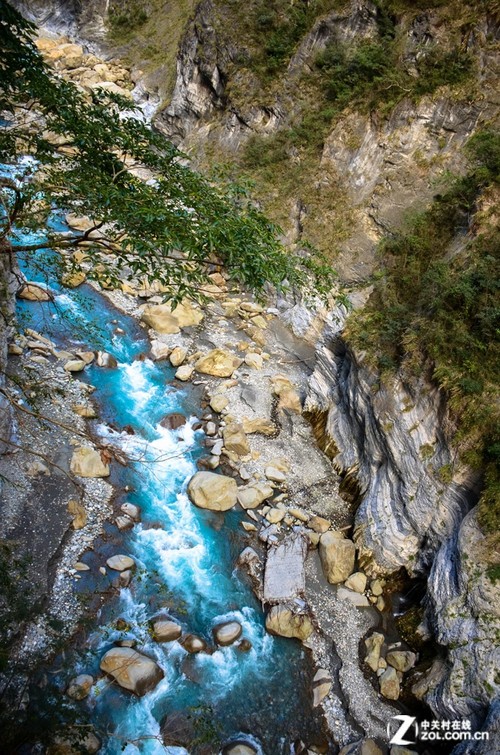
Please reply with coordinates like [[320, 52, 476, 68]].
[[187, 471, 237, 511], [141, 300, 203, 334], [242, 417, 276, 435], [213, 621, 243, 646], [265, 604, 313, 641], [223, 423, 250, 456], [106, 554, 135, 571], [319, 531, 356, 584], [100, 647, 163, 696], [18, 282, 51, 301], [152, 619, 182, 643], [194, 349, 242, 377], [237, 482, 273, 509], [264, 534, 307, 602], [271, 374, 302, 413], [181, 634, 207, 653], [70, 446, 110, 477]]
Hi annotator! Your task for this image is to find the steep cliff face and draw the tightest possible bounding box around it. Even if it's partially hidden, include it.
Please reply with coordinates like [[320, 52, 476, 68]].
[[305, 331, 476, 577], [304, 327, 500, 734]]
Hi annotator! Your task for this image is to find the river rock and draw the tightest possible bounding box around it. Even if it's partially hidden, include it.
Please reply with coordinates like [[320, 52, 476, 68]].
[[223, 423, 250, 456], [160, 413, 186, 430], [379, 666, 401, 700], [370, 579, 384, 596], [67, 499, 86, 529], [242, 417, 276, 435], [308, 515, 331, 533], [106, 554, 135, 571], [64, 359, 87, 372], [195, 349, 242, 377], [237, 482, 274, 509], [271, 374, 302, 413], [386, 650, 417, 672], [210, 394, 229, 413], [313, 668, 332, 707], [345, 572, 367, 593], [119, 570, 132, 588], [115, 515, 134, 531], [223, 744, 258, 755], [153, 619, 182, 642], [244, 352, 263, 369], [265, 604, 313, 641], [266, 508, 285, 524], [66, 674, 93, 700], [213, 621, 243, 646], [181, 634, 207, 653], [70, 446, 110, 477], [142, 300, 203, 333], [175, 364, 194, 381], [121, 502, 141, 520], [187, 471, 237, 511], [364, 632, 385, 672], [319, 531, 356, 584], [62, 269, 86, 288], [150, 340, 171, 360], [76, 350, 95, 364], [100, 647, 164, 696], [18, 282, 51, 301], [96, 351, 118, 368], [264, 534, 307, 601], [169, 346, 188, 366], [265, 466, 286, 483], [72, 403, 97, 418], [337, 587, 370, 607]]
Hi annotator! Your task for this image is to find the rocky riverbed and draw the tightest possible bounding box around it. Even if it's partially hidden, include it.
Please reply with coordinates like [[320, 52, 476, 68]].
[[1, 11, 498, 755]]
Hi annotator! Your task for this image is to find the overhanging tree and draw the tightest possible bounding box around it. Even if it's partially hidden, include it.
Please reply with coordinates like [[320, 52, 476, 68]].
[[0, 1, 337, 302]]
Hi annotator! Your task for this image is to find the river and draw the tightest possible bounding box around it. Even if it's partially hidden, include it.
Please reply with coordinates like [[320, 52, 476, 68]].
[[13, 213, 325, 754]]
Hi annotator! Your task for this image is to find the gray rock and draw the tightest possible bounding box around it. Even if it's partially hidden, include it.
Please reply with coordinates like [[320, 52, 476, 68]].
[[264, 533, 307, 602]]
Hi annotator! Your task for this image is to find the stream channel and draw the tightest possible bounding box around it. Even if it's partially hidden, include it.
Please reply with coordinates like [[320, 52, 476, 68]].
[[14, 210, 324, 754]]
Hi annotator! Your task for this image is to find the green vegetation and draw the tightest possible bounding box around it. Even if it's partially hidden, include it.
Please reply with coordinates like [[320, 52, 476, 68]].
[[348, 128, 500, 536], [0, 2, 336, 303], [108, 0, 150, 34]]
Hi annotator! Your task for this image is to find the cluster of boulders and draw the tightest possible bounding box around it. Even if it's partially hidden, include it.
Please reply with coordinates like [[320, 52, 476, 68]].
[[35, 36, 134, 101], [364, 631, 417, 701], [65, 612, 248, 700]]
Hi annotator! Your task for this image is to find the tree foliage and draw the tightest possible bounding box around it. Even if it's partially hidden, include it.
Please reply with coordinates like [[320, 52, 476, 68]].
[[0, 1, 336, 303]]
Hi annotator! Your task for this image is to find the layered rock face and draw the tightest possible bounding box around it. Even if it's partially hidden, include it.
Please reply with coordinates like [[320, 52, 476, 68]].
[[305, 328, 500, 737], [305, 331, 475, 576]]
